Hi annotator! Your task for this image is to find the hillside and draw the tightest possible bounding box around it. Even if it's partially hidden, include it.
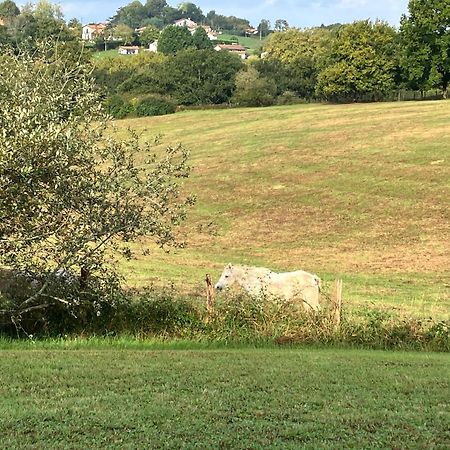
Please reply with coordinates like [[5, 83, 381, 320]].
[[115, 101, 450, 317]]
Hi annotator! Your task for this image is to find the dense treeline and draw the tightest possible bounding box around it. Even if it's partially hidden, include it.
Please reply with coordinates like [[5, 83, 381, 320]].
[[109, 0, 252, 35], [0, 0, 448, 112], [0, 0, 80, 49]]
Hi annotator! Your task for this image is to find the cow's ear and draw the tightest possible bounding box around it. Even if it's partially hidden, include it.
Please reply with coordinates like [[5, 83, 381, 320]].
[[227, 263, 232, 268]]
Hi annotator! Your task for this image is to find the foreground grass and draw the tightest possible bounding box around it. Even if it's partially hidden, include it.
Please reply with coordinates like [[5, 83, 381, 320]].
[[0, 344, 448, 449], [112, 101, 449, 319]]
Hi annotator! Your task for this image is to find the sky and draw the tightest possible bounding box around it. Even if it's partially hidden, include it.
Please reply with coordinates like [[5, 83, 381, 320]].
[[18, 0, 410, 28]]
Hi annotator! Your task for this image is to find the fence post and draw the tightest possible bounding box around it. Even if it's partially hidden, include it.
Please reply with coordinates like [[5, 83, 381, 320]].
[[333, 279, 343, 330], [205, 274, 215, 316]]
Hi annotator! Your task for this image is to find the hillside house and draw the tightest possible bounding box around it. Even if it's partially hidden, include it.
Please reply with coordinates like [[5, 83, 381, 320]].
[[174, 18, 197, 31], [214, 43, 247, 59], [0, 17, 5, 26], [201, 25, 218, 40], [82, 23, 107, 41], [118, 46, 140, 55], [147, 40, 158, 52]]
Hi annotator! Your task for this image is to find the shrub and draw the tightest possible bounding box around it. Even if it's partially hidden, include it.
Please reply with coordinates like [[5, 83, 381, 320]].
[[231, 66, 277, 107], [135, 95, 176, 117], [277, 90, 299, 105], [104, 95, 135, 119]]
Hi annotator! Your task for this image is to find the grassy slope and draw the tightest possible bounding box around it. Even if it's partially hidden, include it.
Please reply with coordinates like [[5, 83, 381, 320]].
[[219, 33, 266, 53], [0, 346, 448, 449], [115, 101, 450, 318]]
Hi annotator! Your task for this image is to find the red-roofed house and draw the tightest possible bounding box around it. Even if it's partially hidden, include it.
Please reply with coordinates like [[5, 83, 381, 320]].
[[82, 23, 107, 41], [214, 43, 247, 59]]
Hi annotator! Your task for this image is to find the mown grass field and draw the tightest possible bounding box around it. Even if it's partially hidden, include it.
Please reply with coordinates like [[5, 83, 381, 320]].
[[219, 33, 266, 54], [0, 342, 448, 449], [113, 101, 449, 319]]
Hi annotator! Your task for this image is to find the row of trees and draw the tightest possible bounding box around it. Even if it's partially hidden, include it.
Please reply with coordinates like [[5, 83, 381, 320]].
[[261, 0, 449, 101], [0, 0, 82, 50], [108, 0, 256, 36], [95, 4, 449, 112], [1, 0, 448, 103], [95, 49, 244, 109]]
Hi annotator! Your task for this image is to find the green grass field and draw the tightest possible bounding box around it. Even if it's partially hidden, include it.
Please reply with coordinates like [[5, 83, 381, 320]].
[[112, 101, 449, 319], [0, 343, 448, 449], [219, 33, 266, 54]]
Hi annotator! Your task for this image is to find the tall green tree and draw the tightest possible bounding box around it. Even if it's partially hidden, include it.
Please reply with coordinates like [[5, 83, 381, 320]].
[[263, 27, 333, 98], [110, 1, 148, 29], [0, 0, 19, 18], [192, 26, 212, 50], [231, 66, 277, 107], [162, 49, 243, 104], [274, 19, 289, 32], [138, 24, 159, 46], [4, 1, 74, 50], [400, 0, 450, 97], [258, 19, 270, 39], [0, 42, 193, 325], [316, 20, 398, 101], [145, 0, 167, 18], [178, 2, 204, 23], [113, 23, 135, 45], [157, 24, 194, 55]]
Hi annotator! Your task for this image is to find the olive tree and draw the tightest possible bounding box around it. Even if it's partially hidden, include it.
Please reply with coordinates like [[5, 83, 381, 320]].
[[0, 43, 194, 324]]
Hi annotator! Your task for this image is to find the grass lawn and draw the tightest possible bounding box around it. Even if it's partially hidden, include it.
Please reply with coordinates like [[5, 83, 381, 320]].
[[92, 49, 124, 59], [111, 101, 450, 319], [219, 33, 266, 54], [0, 344, 448, 449]]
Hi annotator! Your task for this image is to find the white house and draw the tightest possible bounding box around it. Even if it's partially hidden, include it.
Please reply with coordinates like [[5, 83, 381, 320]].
[[148, 40, 158, 52], [118, 46, 140, 55], [82, 23, 107, 41], [174, 18, 197, 30]]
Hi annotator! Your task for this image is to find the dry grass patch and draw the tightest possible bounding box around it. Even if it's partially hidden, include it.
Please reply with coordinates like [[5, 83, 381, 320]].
[[112, 101, 449, 317]]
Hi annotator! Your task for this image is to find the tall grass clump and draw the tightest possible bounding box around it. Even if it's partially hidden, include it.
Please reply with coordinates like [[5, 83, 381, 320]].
[[1, 286, 448, 351]]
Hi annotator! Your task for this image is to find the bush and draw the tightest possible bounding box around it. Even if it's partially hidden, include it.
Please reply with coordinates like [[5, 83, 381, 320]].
[[135, 95, 176, 117], [2, 280, 448, 352], [104, 95, 135, 119], [231, 66, 277, 107], [277, 90, 299, 105]]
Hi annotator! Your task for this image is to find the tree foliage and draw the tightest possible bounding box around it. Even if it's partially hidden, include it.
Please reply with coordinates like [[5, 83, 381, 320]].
[[192, 26, 213, 50], [316, 20, 398, 101], [0, 0, 75, 49], [263, 27, 333, 98], [0, 43, 194, 323], [205, 10, 250, 35], [400, 0, 450, 97], [157, 24, 194, 55], [178, 2, 204, 23], [113, 23, 135, 45], [138, 24, 160, 46], [0, 0, 19, 18], [110, 0, 148, 29], [145, 0, 167, 18], [232, 66, 277, 107]]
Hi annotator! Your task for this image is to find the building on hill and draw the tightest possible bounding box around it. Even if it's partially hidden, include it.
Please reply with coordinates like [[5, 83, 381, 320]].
[[214, 43, 247, 59], [147, 40, 158, 52], [0, 17, 5, 26], [118, 46, 140, 55], [201, 25, 218, 40], [82, 23, 107, 41], [135, 26, 147, 34], [245, 27, 258, 36], [174, 18, 197, 31]]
